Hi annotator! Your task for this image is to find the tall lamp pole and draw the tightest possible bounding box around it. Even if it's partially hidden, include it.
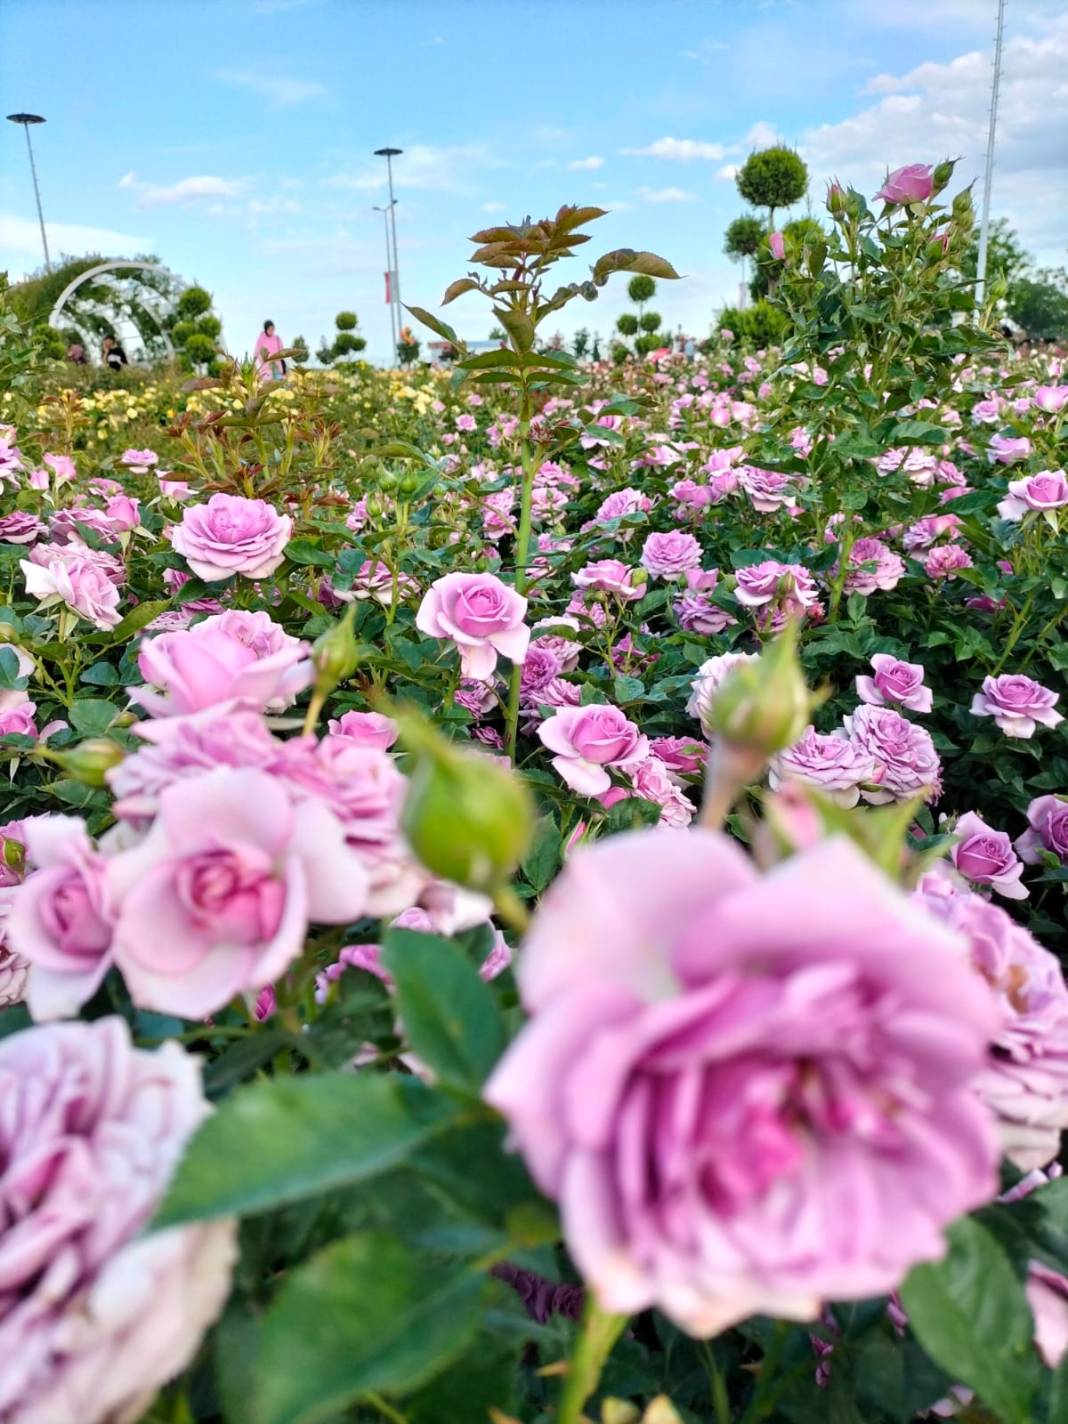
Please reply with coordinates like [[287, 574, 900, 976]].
[[975, 0, 1006, 308], [374, 147, 403, 361], [373, 202, 398, 358], [6, 112, 51, 272]]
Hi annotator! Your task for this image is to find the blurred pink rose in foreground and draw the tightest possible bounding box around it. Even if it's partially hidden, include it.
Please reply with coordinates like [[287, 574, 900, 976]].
[[487, 832, 999, 1335], [0, 1017, 235, 1424]]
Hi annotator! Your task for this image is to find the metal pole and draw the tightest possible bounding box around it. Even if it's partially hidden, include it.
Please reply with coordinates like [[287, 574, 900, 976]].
[[7, 114, 50, 271], [374, 204, 397, 357], [386, 156, 401, 356], [976, 0, 1006, 308]]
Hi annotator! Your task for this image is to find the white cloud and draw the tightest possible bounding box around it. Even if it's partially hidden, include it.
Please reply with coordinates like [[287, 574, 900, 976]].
[[620, 136, 727, 161], [0, 213, 150, 269], [637, 186, 696, 203], [326, 144, 495, 195], [118, 172, 248, 208], [214, 67, 326, 106], [601, 198, 633, 213], [568, 156, 604, 171], [481, 201, 506, 214], [717, 164, 739, 181], [683, 38, 728, 61], [800, 12, 1068, 264], [745, 120, 780, 149]]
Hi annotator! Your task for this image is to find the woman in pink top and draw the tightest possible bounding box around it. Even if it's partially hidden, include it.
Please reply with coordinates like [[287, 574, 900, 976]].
[[253, 320, 285, 381]]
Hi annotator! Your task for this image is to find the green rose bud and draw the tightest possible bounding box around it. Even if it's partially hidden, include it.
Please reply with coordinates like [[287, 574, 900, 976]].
[[2, 837, 25, 872], [707, 621, 811, 756], [312, 605, 359, 696], [54, 738, 126, 787], [931, 159, 955, 194], [399, 711, 533, 892]]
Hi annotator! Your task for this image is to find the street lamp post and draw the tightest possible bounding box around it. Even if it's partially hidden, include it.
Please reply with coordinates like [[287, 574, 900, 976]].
[[374, 147, 403, 361], [6, 112, 50, 272], [976, 0, 1006, 308], [373, 202, 398, 358]]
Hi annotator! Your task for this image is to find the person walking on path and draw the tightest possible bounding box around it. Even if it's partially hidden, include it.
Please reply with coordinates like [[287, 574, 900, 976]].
[[254, 320, 285, 381]]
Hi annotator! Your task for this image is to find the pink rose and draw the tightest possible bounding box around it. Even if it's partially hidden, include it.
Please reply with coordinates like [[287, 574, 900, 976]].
[[109, 766, 370, 1017], [739, 465, 795, 512], [770, 726, 876, 808], [841, 538, 905, 595], [1034, 385, 1068, 414], [6, 816, 115, 1019], [734, 559, 818, 609], [843, 704, 942, 803], [416, 571, 529, 679], [640, 530, 702, 579], [120, 446, 159, 471], [971, 673, 1063, 739], [768, 229, 786, 260], [1028, 1264, 1068, 1368], [923, 544, 973, 579], [572, 559, 644, 601], [170, 493, 292, 581], [856, 654, 932, 713], [43, 451, 76, 485], [915, 874, 1068, 1170], [875, 163, 934, 204], [21, 549, 122, 630], [538, 703, 649, 795], [997, 469, 1068, 521], [949, 810, 1028, 899], [0, 511, 44, 544], [134, 609, 312, 717], [988, 434, 1032, 465], [105, 493, 141, 532], [594, 488, 651, 521], [0, 1017, 235, 1424], [1016, 795, 1068, 865], [486, 833, 999, 1335], [648, 735, 708, 776], [0, 701, 37, 738], [327, 709, 399, 750]]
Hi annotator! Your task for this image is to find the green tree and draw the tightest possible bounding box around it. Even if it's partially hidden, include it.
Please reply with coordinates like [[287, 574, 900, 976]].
[[736, 146, 808, 230], [1008, 269, 1068, 339], [639, 310, 662, 334], [627, 274, 656, 311], [320, 310, 367, 364], [616, 312, 638, 337], [335, 311, 358, 331], [962, 217, 1029, 287], [724, 215, 765, 260], [291, 335, 309, 364], [175, 285, 212, 320], [571, 327, 590, 359]]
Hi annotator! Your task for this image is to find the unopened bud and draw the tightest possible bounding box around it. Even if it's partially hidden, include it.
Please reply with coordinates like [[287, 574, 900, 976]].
[[641, 1400, 684, 1424], [312, 605, 359, 695], [602, 1402, 641, 1424], [398, 470, 423, 495], [54, 738, 126, 787], [0, 624, 21, 645], [399, 711, 533, 893], [707, 621, 810, 756], [951, 188, 975, 225], [826, 181, 846, 218], [931, 159, 955, 194], [2, 837, 25, 872]]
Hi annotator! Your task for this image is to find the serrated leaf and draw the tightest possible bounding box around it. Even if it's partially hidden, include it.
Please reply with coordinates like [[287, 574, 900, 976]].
[[404, 304, 459, 345], [256, 1233, 487, 1424], [154, 1072, 460, 1226], [441, 277, 480, 305], [92, 599, 171, 644]]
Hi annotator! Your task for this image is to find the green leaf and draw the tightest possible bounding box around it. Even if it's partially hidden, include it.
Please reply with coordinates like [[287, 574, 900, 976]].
[[496, 308, 536, 353], [203, 1028, 292, 1099], [888, 419, 947, 445], [613, 673, 646, 704], [381, 929, 505, 1090], [522, 812, 561, 894], [256, 1233, 487, 1424], [94, 599, 171, 643], [0, 646, 25, 690], [79, 661, 120, 687], [457, 348, 520, 371], [899, 1218, 1038, 1424], [284, 538, 332, 567], [404, 304, 459, 345], [154, 1072, 459, 1227], [368, 440, 441, 471], [68, 697, 120, 737], [405, 1328, 522, 1424], [441, 277, 480, 305]]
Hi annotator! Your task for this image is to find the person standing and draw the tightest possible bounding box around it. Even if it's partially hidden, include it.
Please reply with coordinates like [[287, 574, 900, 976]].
[[254, 320, 285, 381], [102, 335, 127, 371]]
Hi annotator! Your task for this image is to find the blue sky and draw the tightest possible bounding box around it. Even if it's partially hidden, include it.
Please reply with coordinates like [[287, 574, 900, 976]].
[[2, 0, 1065, 362]]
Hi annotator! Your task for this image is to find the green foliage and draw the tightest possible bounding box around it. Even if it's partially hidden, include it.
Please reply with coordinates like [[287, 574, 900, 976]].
[[627, 273, 656, 305], [736, 144, 809, 224], [332, 330, 366, 356], [195, 313, 222, 340], [725, 214, 765, 260], [616, 312, 638, 337], [638, 310, 662, 333], [719, 299, 789, 348], [290, 334, 309, 363], [183, 332, 217, 365], [176, 285, 213, 320], [1008, 269, 1068, 340], [335, 310, 358, 331]]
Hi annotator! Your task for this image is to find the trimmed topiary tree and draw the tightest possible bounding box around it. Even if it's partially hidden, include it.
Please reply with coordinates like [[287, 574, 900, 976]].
[[319, 311, 368, 365], [736, 145, 808, 230]]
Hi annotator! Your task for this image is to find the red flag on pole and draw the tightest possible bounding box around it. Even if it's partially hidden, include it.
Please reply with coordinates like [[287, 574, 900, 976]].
[[384, 271, 392, 304]]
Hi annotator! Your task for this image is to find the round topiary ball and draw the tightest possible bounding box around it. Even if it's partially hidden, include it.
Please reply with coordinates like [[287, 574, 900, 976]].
[[736, 146, 808, 222], [335, 311, 358, 331]]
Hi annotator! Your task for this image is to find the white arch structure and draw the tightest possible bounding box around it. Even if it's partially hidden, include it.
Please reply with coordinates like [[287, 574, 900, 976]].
[[47, 260, 192, 364]]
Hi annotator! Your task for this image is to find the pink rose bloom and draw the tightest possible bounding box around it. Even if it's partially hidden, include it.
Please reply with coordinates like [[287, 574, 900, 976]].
[[0, 643, 34, 713], [105, 493, 141, 532], [856, 654, 932, 713], [6, 816, 115, 1019], [640, 530, 702, 579], [170, 492, 292, 581], [997, 469, 1068, 521], [609, 755, 695, 828], [520, 644, 563, 700], [595, 488, 652, 522], [674, 579, 736, 634], [109, 766, 370, 1017], [949, 811, 1028, 900], [572, 560, 644, 602], [1016, 795, 1068, 866], [134, 609, 312, 717], [159, 478, 193, 500], [687, 652, 760, 737], [43, 451, 76, 485], [768, 229, 786, 260], [21, 549, 122, 630], [769, 726, 876, 808], [1028, 1264, 1068, 1368], [1034, 385, 1068, 413], [486, 833, 999, 1335], [538, 703, 649, 795], [972, 397, 1002, 425], [342, 559, 419, 606], [0, 944, 28, 1007], [416, 571, 529, 679], [0, 702, 37, 738], [902, 513, 962, 551], [734, 560, 818, 609], [0, 1017, 236, 1424], [648, 736, 708, 776], [739, 466, 795, 512], [971, 673, 1063, 739], [327, 710, 399, 750], [843, 705, 942, 803], [915, 874, 1068, 1170], [120, 446, 159, 472], [988, 434, 1032, 465], [0, 510, 44, 544], [924, 544, 973, 579], [875, 163, 934, 204], [841, 538, 905, 595]]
